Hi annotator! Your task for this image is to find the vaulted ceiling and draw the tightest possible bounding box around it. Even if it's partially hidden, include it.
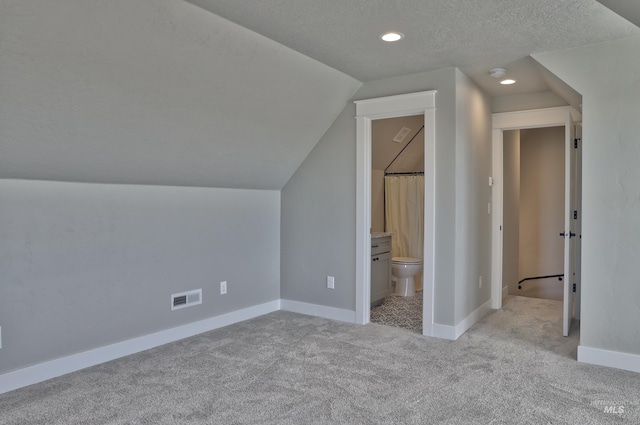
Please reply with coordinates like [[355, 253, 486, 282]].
[[1, 0, 638, 189]]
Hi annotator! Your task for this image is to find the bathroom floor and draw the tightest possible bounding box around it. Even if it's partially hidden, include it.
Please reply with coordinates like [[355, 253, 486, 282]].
[[370, 291, 422, 333]]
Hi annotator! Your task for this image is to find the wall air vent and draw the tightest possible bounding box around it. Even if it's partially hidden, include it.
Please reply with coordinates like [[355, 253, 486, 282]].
[[171, 289, 202, 311]]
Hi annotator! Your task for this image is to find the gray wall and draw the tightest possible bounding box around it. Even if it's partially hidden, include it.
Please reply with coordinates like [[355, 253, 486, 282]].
[[0, 180, 280, 374], [518, 127, 565, 300], [503, 130, 521, 295], [534, 36, 640, 355], [281, 68, 458, 322], [453, 69, 493, 323], [492, 91, 568, 113]]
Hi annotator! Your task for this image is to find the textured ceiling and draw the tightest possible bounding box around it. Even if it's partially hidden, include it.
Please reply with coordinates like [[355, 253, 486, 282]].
[[189, 0, 639, 97]]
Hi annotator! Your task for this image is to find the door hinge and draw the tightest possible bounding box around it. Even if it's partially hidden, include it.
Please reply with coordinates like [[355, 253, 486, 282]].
[[574, 210, 578, 220], [572, 283, 576, 293], [574, 138, 579, 149]]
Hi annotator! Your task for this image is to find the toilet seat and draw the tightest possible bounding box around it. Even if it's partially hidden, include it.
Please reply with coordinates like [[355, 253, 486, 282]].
[[392, 257, 422, 264]]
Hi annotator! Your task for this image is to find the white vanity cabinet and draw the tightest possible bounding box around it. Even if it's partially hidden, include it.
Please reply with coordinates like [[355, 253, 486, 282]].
[[371, 235, 392, 306]]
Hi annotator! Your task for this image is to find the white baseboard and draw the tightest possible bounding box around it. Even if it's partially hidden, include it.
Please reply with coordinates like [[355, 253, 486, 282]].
[[502, 285, 509, 299], [280, 299, 356, 323], [0, 300, 280, 395], [431, 323, 456, 340], [578, 345, 640, 374], [432, 299, 493, 341]]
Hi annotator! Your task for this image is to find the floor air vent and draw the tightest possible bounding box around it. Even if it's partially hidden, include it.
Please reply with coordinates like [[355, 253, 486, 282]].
[[171, 289, 202, 311]]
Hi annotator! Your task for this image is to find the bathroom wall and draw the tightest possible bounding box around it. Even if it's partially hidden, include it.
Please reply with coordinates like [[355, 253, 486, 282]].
[[503, 130, 521, 295], [518, 127, 565, 300], [371, 169, 385, 233], [0, 180, 280, 374]]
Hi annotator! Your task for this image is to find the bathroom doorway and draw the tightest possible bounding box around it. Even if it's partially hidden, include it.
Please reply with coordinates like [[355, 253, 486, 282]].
[[354, 90, 437, 337], [369, 115, 425, 332]]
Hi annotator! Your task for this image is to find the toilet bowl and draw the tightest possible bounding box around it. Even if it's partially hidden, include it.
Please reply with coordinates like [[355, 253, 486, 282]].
[[391, 257, 423, 297]]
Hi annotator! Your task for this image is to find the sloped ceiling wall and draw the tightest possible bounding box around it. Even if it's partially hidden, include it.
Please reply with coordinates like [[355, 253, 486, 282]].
[[0, 0, 361, 189]]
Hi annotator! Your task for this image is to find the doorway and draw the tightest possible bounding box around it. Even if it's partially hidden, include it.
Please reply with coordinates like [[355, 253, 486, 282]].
[[370, 115, 425, 332], [491, 107, 582, 336], [354, 90, 436, 337], [504, 126, 565, 301]]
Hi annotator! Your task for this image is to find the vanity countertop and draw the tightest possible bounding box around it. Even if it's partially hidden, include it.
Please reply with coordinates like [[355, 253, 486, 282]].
[[371, 232, 393, 239]]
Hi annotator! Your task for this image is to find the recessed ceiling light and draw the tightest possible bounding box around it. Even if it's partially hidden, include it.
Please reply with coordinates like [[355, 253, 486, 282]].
[[500, 79, 517, 85], [380, 32, 404, 42]]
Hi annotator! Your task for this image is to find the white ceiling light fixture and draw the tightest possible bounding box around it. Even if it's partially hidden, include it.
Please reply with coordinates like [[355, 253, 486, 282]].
[[380, 32, 404, 42], [500, 78, 517, 85]]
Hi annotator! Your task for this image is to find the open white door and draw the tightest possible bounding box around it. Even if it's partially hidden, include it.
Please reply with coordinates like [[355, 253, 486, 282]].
[[574, 125, 582, 321], [562, 114, 577, 336]]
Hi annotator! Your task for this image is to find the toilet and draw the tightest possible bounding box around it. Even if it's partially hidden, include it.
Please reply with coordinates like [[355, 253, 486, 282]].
[[391, 257, 423, 297]]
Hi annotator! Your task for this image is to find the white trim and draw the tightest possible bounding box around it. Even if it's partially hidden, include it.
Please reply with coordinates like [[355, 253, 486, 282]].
[[354, 90, 436, 117], [280, 299, 356, 323], [578, 346, 640, 374], [432, 323, 457, 340], [0, 300, 280, 395], [432, 299, 493, 340], [354, 90, 437, 337], [502, 285, 509, 300], [491, 128, 504, 309]]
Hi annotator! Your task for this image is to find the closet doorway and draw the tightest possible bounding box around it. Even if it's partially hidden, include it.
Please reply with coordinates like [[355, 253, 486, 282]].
[[491, 107, 582, 337], [503, 126, 565, 301]]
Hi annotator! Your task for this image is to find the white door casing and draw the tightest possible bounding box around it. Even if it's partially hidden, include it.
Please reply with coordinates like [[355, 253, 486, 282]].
[[491, 107, 581, 334], [354, 90, 436, 336]]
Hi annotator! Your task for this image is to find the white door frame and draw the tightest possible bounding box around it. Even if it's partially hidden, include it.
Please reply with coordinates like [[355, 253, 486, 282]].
[[354, 90, 437, 336], [491, 106, 581, 309]]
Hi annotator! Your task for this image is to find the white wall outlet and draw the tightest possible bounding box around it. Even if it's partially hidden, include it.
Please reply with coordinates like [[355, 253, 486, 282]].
[[327, 276, 335, 289], [220, 281, 227, 295], [479, 276, 483, 289]]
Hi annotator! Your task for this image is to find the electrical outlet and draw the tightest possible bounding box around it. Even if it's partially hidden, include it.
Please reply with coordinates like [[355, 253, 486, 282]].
[[479, 276, 483, 289], [220, 281, 227, 295], [327, 276, 335, 289]]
